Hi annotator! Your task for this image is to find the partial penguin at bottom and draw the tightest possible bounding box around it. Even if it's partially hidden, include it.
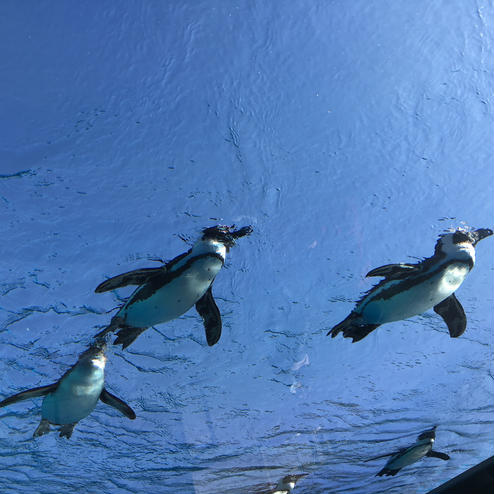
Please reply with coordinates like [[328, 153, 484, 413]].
[[0, 340, 135, 439]]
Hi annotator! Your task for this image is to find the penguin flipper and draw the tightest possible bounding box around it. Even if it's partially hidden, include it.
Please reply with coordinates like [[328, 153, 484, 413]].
[[433, 293, 466, 338], [328, 314, 380, 342], [0, 383, 56, 408], [376, 468, 401, 477], [113, 326, 147, 349], [426, 450, 450, 460], [100, 388, 136, 419], [195, 285, 222, 346], [95, 267, 166, 293], [366, 263, 418, 279]]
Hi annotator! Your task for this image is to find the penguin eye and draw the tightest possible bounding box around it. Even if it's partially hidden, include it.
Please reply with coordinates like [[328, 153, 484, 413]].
[[452, 231, 470, 244]]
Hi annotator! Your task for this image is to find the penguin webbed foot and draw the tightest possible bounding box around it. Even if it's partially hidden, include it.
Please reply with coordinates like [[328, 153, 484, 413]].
[[33, 419, 50, 438], [328, 314, 380, 342], [58, 423, 75, 439], [113, 327, 147, 349]]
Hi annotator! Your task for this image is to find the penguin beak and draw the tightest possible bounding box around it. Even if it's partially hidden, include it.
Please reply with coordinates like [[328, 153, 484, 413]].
[[471, 228, 493, 246], [225, 225, 253, 249], [222, 225, 253, 250], [231, 225, 253, 239]]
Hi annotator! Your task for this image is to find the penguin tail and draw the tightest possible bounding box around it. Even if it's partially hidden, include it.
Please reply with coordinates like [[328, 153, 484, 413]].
[[327, 314, 380, 342], [113, 326, 147, 349]]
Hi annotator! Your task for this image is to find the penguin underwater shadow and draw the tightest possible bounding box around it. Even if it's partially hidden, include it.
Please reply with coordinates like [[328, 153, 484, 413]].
[[0, 340, 135, 439], [95, 224, 252, 349], [329, 227, 493, 342]]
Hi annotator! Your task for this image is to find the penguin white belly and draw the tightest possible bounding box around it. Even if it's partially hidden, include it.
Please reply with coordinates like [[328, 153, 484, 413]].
[[361, 263, 470, 324], [41, 367, 104, 424], [388, 444, 430, 469], [122, 256, 223, 328]]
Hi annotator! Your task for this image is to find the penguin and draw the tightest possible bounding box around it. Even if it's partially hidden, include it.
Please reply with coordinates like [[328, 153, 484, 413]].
[[94, 224, 253, 349], [328, 227, 493, 342], [0, 340, 135, 438], [256, 474, 308, 494], [367, 426, 450, 476]]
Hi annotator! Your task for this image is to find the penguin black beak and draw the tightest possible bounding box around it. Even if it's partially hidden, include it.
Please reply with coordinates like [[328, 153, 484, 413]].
[[224, 225, 253, 250], [471, 228, 493, 246], [231, 225, 253, 239]]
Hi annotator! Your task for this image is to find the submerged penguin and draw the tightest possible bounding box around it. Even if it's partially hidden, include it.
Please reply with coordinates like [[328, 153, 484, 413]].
[[256, 474, 308, 494], [0, 340, 135, 438], [329, 227, 493, 342], [95, 225, 253, 349], [368, 426, 450, 476]]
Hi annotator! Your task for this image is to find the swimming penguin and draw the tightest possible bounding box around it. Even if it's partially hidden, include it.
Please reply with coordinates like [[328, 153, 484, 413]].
[[94, 225, 253, 349], [256, 474, 308, 494], [368, 426, 450, 476], [329, 227, 493, 342], [0, 340, 135, 438]]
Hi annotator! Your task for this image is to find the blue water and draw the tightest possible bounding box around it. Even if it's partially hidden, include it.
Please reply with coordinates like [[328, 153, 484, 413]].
[[1, 1, 493, 493]]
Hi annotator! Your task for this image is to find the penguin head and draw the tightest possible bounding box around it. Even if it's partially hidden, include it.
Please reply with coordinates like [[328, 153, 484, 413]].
[[77, 340, 108, 369], [282, 473, 308, 482], [201, 225, 253, 251], [465, 228, 493, 246], [417, 425, 437, 442], [278, 473, 308, 488], [435, 227, 493, 259]]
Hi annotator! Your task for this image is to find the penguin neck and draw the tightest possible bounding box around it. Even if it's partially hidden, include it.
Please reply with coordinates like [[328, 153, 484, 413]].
[[70, 355, 106, 385], [89, 354, 106, 370], [191, 239, 227, 261], [437, 239, 476, 267]]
